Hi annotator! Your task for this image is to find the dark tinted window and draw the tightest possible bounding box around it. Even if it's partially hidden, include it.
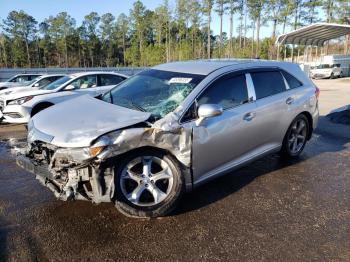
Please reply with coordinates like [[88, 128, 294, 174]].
[[282, 71, 302, 89], [35, 78, 51, 87], [251, 71, 286, 99], [50, 76, 64, 82], [198, 74, 248, 109], [100, 74, 125, 86]]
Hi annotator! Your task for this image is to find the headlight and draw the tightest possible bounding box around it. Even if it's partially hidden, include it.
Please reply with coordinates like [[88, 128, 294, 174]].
[[53, 134, 116, 163], [89, 146, 105, 157], [88, 136, 112, 157], [8, 96, 34, 105]]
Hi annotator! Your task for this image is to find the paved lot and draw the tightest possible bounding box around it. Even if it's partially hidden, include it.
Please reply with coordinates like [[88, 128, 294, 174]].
[[0, 78, 350, 261]]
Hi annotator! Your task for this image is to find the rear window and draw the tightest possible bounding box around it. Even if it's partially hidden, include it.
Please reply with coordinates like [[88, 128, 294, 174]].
[[251, 71, 286, 99], [282, 71, 303, 89]]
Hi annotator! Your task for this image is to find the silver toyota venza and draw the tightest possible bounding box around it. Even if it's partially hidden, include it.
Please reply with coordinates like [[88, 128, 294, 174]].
[[17, 60, 319, 218]]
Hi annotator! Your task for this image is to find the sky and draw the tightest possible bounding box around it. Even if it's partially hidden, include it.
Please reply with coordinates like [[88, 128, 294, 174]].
[[0, 0, 273, 38]]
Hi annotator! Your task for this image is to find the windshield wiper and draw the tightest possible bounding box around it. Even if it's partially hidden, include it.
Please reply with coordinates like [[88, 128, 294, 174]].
[[118, 96, 146, 112]]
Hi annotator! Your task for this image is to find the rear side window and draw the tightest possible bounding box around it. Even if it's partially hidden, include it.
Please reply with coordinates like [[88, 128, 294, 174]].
[[100, 75, 125, 86], [66, 75, 97, 90], [282, 71, 303, 89], [198, 74, 248, 109], [251, 71, 286, 99]]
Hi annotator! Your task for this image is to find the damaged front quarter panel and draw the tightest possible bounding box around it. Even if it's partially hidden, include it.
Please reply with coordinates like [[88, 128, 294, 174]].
[[97, 112, 192, 167], [24, 112, 193, 205]]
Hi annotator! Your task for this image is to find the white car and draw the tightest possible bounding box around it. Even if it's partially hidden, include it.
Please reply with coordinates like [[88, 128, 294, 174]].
[[0, 74, 66, 96], [310, 63, 342, 79], [0, 72, 127, 124], [0, 74, 43, 90]]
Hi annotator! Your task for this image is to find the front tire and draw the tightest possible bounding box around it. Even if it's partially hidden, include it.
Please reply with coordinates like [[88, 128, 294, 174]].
[[113, 149, 184, 218], [281, 115, 309, 158]]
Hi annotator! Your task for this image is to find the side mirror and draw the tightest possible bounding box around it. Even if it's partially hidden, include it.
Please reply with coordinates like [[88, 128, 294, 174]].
[[33, 83, 40, 87], [195, 104, 223, 126], [64, 84, 75, 91]]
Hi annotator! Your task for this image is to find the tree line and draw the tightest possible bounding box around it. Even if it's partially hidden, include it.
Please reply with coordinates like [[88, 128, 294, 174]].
[[0, 0, 349, 68]]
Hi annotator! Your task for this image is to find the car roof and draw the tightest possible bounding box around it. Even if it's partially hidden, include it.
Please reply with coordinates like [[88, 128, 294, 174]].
[[14, 73, 42, 76], [36, 74, 67, 79], [69, 71, 128, 78], [152, 59, 298, 75]]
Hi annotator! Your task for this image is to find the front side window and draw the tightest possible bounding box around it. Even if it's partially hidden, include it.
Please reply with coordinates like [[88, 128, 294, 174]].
[[102, 69, 205, 118], [251, 71, 286, 99], [198, 74, 248, 109], [100, 74, 125, 86], [66, 75, 97, 90]]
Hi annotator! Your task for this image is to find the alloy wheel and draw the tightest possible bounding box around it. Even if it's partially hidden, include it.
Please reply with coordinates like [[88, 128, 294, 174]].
[[288, 118, 307, 155], [120, 156, 174, 207]]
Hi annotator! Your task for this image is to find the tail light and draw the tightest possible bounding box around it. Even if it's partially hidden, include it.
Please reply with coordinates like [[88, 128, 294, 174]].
[[315, 86, 320, 100]]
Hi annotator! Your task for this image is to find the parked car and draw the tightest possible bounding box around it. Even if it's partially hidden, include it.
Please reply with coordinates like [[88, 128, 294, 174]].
[[0, 74, 42, 90], [17, 60, 319, 218], [0, 72, 127, 123], [0, 74, 66, 96], [310, 63, 342, 79]]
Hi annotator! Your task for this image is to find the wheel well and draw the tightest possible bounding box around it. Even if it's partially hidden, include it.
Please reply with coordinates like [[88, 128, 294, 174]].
[[106, 146, 172, 165], [103, 145, 190, 178], [299, 111, 313, 140], [31, 102, 54, 117]]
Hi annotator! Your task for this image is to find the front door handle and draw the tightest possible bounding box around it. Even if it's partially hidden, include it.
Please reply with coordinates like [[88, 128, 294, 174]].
[[243, 112, 255, 121], [286, 97, 294, 105]]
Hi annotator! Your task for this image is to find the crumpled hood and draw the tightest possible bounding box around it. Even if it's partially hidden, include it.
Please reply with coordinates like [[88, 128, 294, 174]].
[[31, 95, 151, 148], [3, 88, 54, 101]]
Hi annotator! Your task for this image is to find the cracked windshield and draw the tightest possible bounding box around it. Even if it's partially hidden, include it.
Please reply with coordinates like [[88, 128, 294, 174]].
[[103, 69, 205, 117]]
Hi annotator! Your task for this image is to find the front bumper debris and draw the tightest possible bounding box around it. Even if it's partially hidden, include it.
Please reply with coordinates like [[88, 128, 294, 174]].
[[16, 150, 114, 203]]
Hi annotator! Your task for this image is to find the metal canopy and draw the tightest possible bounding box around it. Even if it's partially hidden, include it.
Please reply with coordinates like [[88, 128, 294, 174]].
[[276, 23, 350, 47]]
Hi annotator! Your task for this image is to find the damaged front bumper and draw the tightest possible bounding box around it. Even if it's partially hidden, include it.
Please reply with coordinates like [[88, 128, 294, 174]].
[[16, 146, 114, 204], [18, 113, 194, 203]]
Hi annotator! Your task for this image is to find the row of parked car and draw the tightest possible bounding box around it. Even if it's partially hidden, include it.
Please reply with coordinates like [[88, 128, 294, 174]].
[[0, 72, 127, 124], [2, 60, 319, 218]]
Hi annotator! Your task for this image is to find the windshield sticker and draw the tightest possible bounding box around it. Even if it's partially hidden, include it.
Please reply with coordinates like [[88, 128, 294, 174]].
[[168, 77, 192, 84]]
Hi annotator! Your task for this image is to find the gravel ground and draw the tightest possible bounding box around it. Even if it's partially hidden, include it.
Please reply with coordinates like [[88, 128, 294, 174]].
[[0, 78, 349, 261]]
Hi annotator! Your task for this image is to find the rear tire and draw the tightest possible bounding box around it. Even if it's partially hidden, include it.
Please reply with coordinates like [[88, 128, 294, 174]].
[[113, 149, 184, 218], [330, 73, 334, 79], [280, 115, 309, 158]]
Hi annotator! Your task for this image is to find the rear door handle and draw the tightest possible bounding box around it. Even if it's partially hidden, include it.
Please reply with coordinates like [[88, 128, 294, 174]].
[[243, 112, 255, 121], [286, 97, 294, 105]]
